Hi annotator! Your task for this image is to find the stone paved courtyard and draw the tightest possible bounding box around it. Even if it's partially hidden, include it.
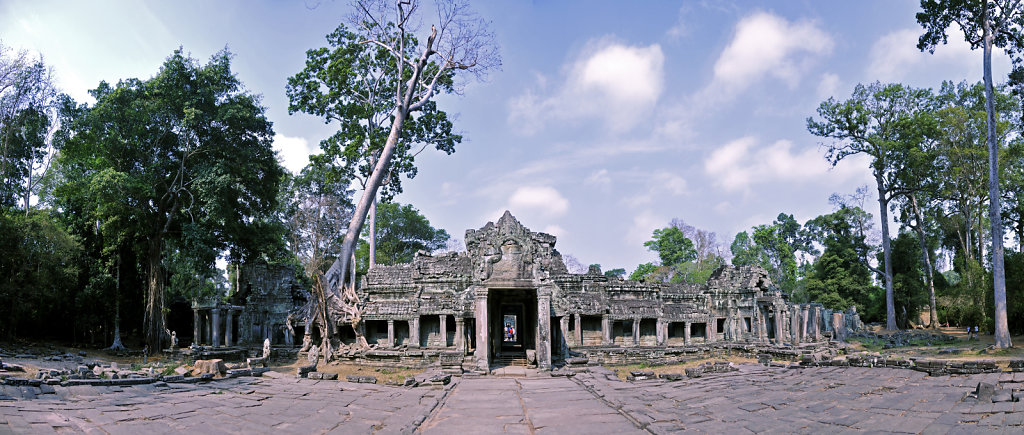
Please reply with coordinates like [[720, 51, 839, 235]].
[[2, 364, 1023, 434]]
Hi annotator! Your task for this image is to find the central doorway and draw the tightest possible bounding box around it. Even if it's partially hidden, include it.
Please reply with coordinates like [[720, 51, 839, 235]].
[[488, 288, 536, 367]]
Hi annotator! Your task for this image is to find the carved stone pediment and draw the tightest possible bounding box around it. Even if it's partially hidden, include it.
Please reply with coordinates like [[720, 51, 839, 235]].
[[465, 211, 567, 283]]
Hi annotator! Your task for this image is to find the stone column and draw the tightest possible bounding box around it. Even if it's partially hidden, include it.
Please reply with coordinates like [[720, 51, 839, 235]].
[[684, 321, 692, 345], [474, 288, 489, 371], [438, 315, 447, 347], [656, 319, 666, 346], [455, 317, 466, 352], [601, 314, 611, 345], [832, 312, 845, 342], [225, 309, 234, 346], [813, 306, 822, 341], [385, 320, 394, 347], [193, 309, 201, 346], [759, 307, 768, 343], [708, 318, 717, 343], [410, 317, 420, 348], [211, 308, 221, 347], [800, 305, 809, 343], [574, 314, 582, 346], [537, 290, 552, 370], [559, 317, 570, 351], [790, 306, 800, 345], [774, 306, 784, 345]]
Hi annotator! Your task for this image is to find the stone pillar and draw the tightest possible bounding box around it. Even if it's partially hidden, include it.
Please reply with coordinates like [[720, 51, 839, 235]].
[[832, 312, 845, 342], [774, 307, 784, 345], [708, 318, 717, 343], [601, 314, 611, 345], [813, 306, 822, 341], [684, 321, 692, 345], [385, 320, 394, 347], [193, 309, 201, 346], [790, 306, 800, 345], [800, 305, 809, 343], [225, 309, 234, 346], [759, 307, 768, 343], [632, 318, 640, 346], [656, 319, 666, 346], [211, 308, 221, 347], [439, 315, 448, 348], [474, 288, 489, 371], [574, 314, 582, 346], [537, 290, 552, 370], [455, 317, 466, 352], [559, 317, 570, 351], [410, 317, 420, 348]]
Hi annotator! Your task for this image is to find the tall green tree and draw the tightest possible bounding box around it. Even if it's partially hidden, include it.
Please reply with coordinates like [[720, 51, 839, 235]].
[[808, 82, 935, 330], [355, 201, 449, 272], [286, 20, 461, 272], [918, 0, 1024, 347], [0, 43, 57, 212], [803, 206, 878, 316], [644, 226, 696, 266], [51, 49, 285, 350]]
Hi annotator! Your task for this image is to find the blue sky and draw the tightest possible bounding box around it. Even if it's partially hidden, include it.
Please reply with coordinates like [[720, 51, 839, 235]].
[[1, 0, 1011, 272]]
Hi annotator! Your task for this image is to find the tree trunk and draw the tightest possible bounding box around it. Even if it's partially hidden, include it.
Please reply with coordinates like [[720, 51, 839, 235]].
[[875, 170, 897, 330], [143, 237, 166, 352], [108, 252, 125, 351], [369, 197, 376, 269], [982, 11, 1012, 348], [911, 194, 939, 328]]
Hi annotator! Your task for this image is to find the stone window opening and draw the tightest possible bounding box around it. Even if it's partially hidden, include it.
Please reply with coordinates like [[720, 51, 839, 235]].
[[690, 322, 707, 340], [667, 322, 686, 346], [716, 318, 725, 337]]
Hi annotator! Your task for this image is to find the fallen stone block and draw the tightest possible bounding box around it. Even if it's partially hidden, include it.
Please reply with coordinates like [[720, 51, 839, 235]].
[[976, 382, 996, 403], [565, 357, 589, 366], [296, 364, 316, 378], [346, 375, 378, 384], [992, 390, 1013, 403], [246, 357, 267, 368], [659, 373, 684, 381], [684, 367, 703, 378], [193, 359, 227, 377], [226, 368, 252, 378]]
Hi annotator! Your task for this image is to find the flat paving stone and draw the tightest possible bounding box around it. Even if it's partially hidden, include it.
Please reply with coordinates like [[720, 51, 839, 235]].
[[0, 365, 1022, 433]]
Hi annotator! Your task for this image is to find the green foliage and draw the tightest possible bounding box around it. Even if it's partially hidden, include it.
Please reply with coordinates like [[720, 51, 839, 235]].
[[644, 226, 696, 266], [49, 49, 286, 348], [286, 23, 460, 200], [887, 232, 930, 328], [802, 206, 879, 316], [1003, 251, 1024, 334], [0, 44, 57, 210], [604, 268, 626, 278], [730, 231, 758, 266], [0, 210, 82, 338], [629, 263, 659, 282], [355, 202, 449, 273]]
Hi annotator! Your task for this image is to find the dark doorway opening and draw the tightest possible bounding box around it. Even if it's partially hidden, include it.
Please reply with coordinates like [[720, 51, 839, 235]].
[[487, 288, 537, 367]]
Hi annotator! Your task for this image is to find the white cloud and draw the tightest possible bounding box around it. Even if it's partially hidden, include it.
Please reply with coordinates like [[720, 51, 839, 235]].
[[542, 225, 566, 238], [704, 136, 870, 193], [584, 169, 612, 188], [507, 186, 569, 218], [626, 209, 666, 247], [817, 73, 840, 99], [273, 134, 315, 174], [705, 12, 832, 99], [507, 39, 665, 134], [866, 28, 1009, 83]]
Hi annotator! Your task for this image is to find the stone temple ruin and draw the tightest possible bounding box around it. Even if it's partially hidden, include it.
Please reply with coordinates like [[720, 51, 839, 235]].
[[188, 211, 862, 370], [322, 211, 861, 369]]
